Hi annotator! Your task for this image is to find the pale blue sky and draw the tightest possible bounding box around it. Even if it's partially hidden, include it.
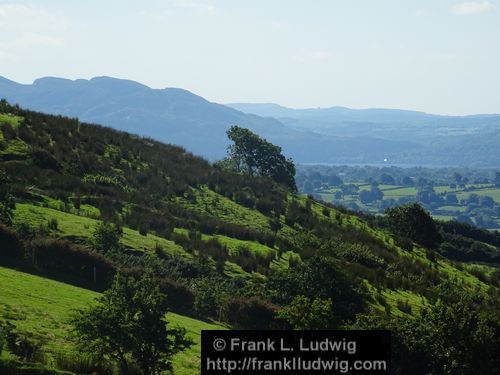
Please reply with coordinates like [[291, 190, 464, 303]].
[[0, 0, 499, 115]]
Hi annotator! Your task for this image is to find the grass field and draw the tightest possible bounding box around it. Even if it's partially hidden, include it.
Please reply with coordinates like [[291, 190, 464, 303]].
[[314, 182, 500, 228], [13, 203, 189, 258], [178, 187, 272, 232], [0, 266, 224, 374], [456, 188, 500, 203]]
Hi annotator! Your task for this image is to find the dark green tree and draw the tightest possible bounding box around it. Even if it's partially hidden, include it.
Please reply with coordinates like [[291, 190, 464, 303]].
[[72, 272, 192, 375], [359, 187, 384, 204], [277, 295, 335, 329], [385, 203, 441, 249], [0, 170, 15, 225], [89, 221, 122, 253], [267, 256, 366, 322], [352, 296, 500, 375], [219, 126, 297, 192]]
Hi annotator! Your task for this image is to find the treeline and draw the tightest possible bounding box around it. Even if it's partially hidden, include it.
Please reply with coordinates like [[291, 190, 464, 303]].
[[437, 220, 500, 263], [297, 164, 500, 190]]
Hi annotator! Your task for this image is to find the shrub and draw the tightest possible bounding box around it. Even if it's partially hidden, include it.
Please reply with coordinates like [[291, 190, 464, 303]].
[[396, 300, 412, 315], [222, 297, 277, 329], [47, 218, 58, 231], [31, 239, 115, 290], [0, 224, 24, 261], [385, 203, 441, 249], [53, 353, 114, 375], [89, 221, 121, 253], [5, 330, 43, 362], [158, 278, 195, 314]]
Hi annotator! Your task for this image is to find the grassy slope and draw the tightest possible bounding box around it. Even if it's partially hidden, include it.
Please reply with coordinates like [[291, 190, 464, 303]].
[[178, 187, 271, 231], [13, 203, 189, 258], [0, 108, 496, 374], [14, 193, 489, 315], [0, 266, 224, 375], [307, 197, 489, 313], [12, 203, 262, 279]]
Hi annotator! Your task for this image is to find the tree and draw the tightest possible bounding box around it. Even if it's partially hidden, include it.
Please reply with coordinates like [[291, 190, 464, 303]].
[[351, 296, 500, 375], [446, 193, 458, 204], [480, 195, 495, 208], [0, 170, 15, 225], [219, 126, 297, 192], [385, 203, 441, 249], [328, 174, 343, 186], [72, 272, 192, 375], [380, 173, 395, 185], [495, 172, 500, 188], [267, 256, 366, 322], [277, 295, 335, 329], [396, 299, 499, 375], [360, 187, 384, 204], [89, 221, 122, 253], [402, 176, 414, 186]]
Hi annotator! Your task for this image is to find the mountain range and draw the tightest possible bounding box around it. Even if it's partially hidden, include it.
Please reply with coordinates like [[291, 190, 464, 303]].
[[1, 75, 500, 166]]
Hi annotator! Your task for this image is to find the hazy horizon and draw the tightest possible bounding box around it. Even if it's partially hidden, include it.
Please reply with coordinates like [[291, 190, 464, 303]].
[[4, 73, 500, 117], [1, 1, 499, 115]]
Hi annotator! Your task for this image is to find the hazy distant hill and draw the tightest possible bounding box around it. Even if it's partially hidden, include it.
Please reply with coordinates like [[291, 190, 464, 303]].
[[0, 76, 419, 164], [0, 76, 291, 160], [1, 76, 499, 166], [229, 103, 500, 166]]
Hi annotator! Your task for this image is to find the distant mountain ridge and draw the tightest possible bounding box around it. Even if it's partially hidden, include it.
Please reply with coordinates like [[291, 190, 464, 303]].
[[228, 103, 500, 167], [0, 76, 292, 160], [0, 76, 418, 164], [1, 76, 499, 166], [227, 102, 500, 124]]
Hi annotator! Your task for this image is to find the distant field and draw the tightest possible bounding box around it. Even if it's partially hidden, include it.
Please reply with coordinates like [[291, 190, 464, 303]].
[[381, 186, 418, 197], [313, 182, 500, 228], [456, 188, 500, 203], [0, 266, 225, 375]]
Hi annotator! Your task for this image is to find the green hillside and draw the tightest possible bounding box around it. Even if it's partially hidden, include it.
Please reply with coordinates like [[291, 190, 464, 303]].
[[0, 266, 223, 375], [0, 101, 499, 374]]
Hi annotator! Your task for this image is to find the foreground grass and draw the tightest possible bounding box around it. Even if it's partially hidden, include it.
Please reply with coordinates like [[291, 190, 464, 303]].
[[0, 266, 224, 374]]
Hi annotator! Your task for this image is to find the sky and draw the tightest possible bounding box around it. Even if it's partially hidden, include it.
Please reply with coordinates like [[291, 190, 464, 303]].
[[0, 0, 499, 115]]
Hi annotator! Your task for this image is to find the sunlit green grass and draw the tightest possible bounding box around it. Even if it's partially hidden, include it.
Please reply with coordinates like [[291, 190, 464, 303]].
[[0, 113, 23, 128], [178, 187, 272, 232], [0, 266, 225, 374], [0, 138, 29, 157], [13, 203, 189, 258]]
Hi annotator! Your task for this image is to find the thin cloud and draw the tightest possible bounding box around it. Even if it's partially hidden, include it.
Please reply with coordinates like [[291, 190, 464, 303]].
[[0, 3, 69, 32], [0, 4, 67, 60], [452, 1, 495, 16]]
